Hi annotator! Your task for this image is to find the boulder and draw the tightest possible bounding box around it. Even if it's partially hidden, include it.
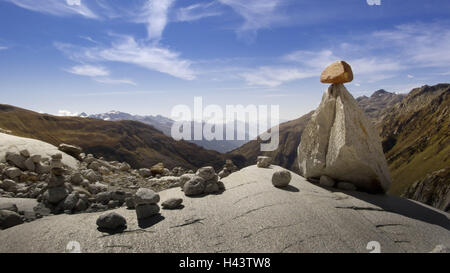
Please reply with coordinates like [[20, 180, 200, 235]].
[[58, 144, 82, 161], [272, 170, 292, 188], [179, 173, 196, 189], [31, 154, 41, 163], [161, 198, 183, 210], [20, 149, 30, 158], [4, 167, 22, 179], [150, 163, 165, 175], [5, 152, 26, 170], [63, 192, 79, 211], [257, 156, 271, 168], [0, 210, 23, 230], [119, 162, 131, 172], [298, 83, 391, 193], [183, 176, 205, 196], [319, 175, 335, 187], [138, 168, 152, 178], [133, 188, 160, 205], [135, 204, 160, 220], [320, 60, 353, 84], [125, 197, 135, 209], [96, 212, 126, 230], [0, 179, 18, 192], [24, 157, 35, 172], [196, 166, 216, 181], [71, 173, 84, 185]]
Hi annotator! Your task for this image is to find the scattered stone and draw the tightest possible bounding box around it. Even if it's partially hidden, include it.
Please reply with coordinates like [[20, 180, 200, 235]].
[[5, 152, 26, 170], [125, 197, 135, 209], [183, 176, 206, 196], [96, 191, 112, 204], [161, 198, 183, 209], [135, 204, 160, 219], [31, 154, 41, 163], [179, 173, 196, 189], [71, 173, 84, 185], [319, 175, 335, 187], [150, 162, 165, 175], [24, 157, 35, 172], [257, 156, 271, 168], [63, 192, 79, 211], [337, 182, 357, 191], [139, 168, 152, 178], [119, 162, 131, 172], [5, 167, 22, 179], [0, 179, 18, 192], [58, 144, 82, 160], [320, 60, 353, 84], [20, 149, 30, 158], [134, 188, 160, 205], [0, 210, 24, 230], [96, 212, 127, 230], [272, 170, 292, 188]]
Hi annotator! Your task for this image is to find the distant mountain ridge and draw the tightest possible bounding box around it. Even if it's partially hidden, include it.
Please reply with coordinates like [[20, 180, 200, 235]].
[[79, 111, 253, 153]]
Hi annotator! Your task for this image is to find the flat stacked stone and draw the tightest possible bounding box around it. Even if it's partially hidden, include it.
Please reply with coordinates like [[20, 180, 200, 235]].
[[133, 188, 160, 220]]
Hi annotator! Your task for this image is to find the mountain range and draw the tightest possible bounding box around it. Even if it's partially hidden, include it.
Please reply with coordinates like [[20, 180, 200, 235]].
[[79, 111, 253, 153]]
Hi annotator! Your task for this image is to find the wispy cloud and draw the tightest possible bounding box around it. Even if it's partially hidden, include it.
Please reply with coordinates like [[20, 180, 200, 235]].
[[218, 0, 287, 41], [66, 64, 109, 77], [64, 64, 136, 86], [0, 46, 7, 50], [4, 0, 98, 19], [138, 0, 174, 41], [176, 1, 222, 22], [56, 35, 195, 80], [93, 77, 137, 86], [242, 67, 315, 87]]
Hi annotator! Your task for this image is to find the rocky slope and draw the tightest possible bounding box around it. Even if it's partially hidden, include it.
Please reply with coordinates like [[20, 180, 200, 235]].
[[0, 104, 224, 170], [0, 165, 448, 253], [356, 89, 405, 125], [380, 84, 450, 195]]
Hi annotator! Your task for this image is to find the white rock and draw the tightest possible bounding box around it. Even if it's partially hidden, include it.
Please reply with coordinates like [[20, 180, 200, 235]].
[[298, 84, 391, 193], [0, 133, 78, 169]]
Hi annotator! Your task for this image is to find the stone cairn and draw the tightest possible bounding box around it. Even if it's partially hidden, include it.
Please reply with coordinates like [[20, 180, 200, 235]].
[[133, 188, 160, 220], [297, 61, 392, 193], [181, 166, 225, 197], [218, 160, 238, 178], [45, 153, 69, 205]]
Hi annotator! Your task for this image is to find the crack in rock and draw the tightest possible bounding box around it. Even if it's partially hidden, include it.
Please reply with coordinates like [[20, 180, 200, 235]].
[[105, 245, 133, 249], [233, 191, 271, 205], [170, 218, 205, 228], [375, 224, 406, 228], [243, 222, 302, 239], [227, 181, 259, 191], [231, 202, 293, 221]]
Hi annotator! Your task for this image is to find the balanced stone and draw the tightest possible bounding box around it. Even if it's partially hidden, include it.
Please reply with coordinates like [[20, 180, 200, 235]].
[[133, 188, 160, 205], [320, 60, 353, 84], [196, 166, 216, 181], [183, 176, 205, 196]]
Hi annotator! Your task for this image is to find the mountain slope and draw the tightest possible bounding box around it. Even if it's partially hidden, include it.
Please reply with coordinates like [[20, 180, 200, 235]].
[[356, 89, 406, 125], [0, 105, 224, 170], [379, 84, 450, 195], [230, 111, 314, 172], [82, 111, 251, 153]]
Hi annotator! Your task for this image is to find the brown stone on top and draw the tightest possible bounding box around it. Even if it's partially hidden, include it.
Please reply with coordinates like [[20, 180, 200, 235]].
[[320, 61, 353, 84]]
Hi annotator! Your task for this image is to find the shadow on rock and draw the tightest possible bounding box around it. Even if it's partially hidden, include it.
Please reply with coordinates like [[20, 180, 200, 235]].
[[317, 184, 450, 231], [138, 214, 165, 229], [97, 225, 127, 235], [163, 205, 185, 210], [276, 185, 300, 192]]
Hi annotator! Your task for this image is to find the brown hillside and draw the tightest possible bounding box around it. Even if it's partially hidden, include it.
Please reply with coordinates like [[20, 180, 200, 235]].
[[0, 104, 224, 170]]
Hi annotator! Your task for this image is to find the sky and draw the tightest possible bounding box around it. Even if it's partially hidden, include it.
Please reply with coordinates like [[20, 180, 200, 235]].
[[0, 0, 450, 121]]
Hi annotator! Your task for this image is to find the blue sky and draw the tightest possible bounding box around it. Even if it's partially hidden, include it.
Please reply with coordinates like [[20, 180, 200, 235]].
[[0, 0, 450, 121]]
